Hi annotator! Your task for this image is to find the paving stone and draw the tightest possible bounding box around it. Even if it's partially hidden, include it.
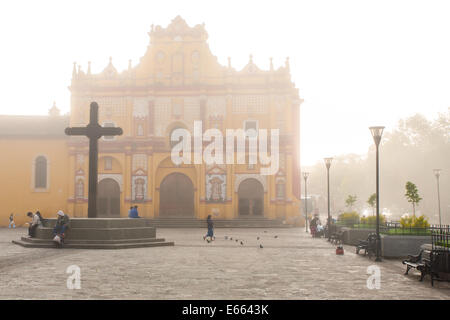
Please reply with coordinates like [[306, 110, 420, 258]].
[[0, 227, 448, 299]]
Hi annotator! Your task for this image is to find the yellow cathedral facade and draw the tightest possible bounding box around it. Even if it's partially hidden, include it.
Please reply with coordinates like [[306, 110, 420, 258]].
[[0, 16, 303, 226]]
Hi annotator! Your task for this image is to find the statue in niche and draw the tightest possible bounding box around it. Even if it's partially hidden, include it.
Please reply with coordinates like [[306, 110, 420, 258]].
[[209, 176, 223, 202], [135, 178, 145, 201]]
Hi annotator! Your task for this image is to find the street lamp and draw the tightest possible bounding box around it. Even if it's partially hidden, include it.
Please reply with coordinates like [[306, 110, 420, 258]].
[[303, 172, 310, 233], [369, 126, 385, 262], [324, 157, 333, 241], [433, 169, 442, 226]]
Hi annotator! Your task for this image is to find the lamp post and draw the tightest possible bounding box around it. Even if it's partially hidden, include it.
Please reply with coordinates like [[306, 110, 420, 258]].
[[303, 172, 309, 233], [369, 126, 385, 262], [433, 169, 442, 226], [324, 157, 333, 241]]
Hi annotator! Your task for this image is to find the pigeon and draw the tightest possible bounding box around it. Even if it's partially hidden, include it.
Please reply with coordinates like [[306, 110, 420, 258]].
[[257, 236, 260, 240], [235, 239, 238, 242], [230, 237, 233, 240], [274, 235, 278, 239], [224, 236, 228, 240], [259, 244, 263, 248], [240, 241, 243, 245]]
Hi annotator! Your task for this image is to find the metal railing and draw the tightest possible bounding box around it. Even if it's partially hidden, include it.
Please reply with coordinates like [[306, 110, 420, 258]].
[[334, 220, 450, 236]]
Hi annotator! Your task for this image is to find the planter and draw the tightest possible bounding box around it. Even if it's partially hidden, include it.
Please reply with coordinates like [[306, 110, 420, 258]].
[[380, 235, 431, 258], [341, 227, 375, 246]]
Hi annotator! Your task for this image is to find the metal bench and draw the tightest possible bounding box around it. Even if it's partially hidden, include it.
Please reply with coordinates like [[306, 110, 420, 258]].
[[356, 233, 377, 258], [331, 230, 344, 245], [402, 249, 431, 281]]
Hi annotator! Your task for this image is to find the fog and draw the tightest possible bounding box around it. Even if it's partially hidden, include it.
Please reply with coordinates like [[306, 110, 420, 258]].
[[303, 109, 449, 224]]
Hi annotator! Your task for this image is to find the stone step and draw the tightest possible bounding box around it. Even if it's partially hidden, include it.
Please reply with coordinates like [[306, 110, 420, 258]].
[[36, 227, 156, 240], [40, 218, 153, 228], [12, 239, 174, 250], [146, 219, 290, 228], [20, 236, 167, 245]]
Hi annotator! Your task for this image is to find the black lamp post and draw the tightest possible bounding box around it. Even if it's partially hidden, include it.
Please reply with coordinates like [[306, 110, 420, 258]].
[[324, 157, 333, 241], [303, 172, 309, 233], [369, 126, 385, 262], [433, 169, 442, 226]]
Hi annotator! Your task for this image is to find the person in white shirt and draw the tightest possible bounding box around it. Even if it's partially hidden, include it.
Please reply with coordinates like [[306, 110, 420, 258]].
[[27, 211, 41, 238]]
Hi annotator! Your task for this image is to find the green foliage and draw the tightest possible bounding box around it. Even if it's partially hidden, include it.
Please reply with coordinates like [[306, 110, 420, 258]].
[[360, 215, 386, 225], [400, 215, 430, 228], [345, 195, 357, 210], [412, 215, 430, 228], [404, 181, 422, 216], [338, 211, 360, 226], [367, 193, 376, 215], [400, 216, 413, 228]]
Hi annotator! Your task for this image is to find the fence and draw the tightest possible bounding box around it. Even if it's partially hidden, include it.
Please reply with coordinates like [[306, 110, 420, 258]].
[[335, 220, 450, 236]]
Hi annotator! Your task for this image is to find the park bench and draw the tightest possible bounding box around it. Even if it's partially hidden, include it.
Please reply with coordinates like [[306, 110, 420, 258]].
[[402, 249, 431, 281], [429, 249, 450, 286], [331, 230, 344, 245], [356, 233, 377, 258]]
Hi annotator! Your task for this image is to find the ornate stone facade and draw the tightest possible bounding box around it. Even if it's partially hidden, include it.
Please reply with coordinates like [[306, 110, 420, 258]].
[[13, 15, 302, 221]]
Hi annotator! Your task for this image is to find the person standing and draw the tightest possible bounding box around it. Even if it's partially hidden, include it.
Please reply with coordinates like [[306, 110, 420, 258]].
[[203, 215, 215, 242], [8, 213, 15, 229], [310, 214, 318, 238]]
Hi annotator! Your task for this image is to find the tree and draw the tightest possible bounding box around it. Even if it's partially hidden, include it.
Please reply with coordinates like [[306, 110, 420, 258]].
[[405, 181, 422, 218], [345, 195, 357, 211], [367, 193, 376, 216]]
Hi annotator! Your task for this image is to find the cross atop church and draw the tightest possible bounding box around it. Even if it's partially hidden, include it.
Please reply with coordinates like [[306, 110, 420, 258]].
[[65, 102, 123, 218]]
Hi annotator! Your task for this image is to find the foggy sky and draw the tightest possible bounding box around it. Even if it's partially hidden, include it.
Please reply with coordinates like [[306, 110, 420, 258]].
[[0, 0, 449, 165]]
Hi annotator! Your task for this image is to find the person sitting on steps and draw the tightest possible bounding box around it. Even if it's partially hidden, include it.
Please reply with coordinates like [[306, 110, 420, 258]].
[[26, 211, 41, 238], [53, 210, 70, 246]]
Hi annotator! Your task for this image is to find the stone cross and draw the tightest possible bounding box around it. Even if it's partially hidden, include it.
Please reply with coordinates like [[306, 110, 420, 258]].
[[65, 102, 123, 218]]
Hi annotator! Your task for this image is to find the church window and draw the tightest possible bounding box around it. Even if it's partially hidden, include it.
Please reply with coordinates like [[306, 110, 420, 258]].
[[132, 154, 147, 171], [105, 157, 113, 170], [102, 122, 116, 140], [137, 124, 144, 136], [35, 156, 47, 189], [244, 120, 258, 137], [276, 181, 286, 200]]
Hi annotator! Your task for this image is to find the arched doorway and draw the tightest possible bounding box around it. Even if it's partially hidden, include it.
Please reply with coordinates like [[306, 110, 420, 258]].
[[159, 173, 194, 217], [97, 178, 121, 217], [238, 178, 264, 216]]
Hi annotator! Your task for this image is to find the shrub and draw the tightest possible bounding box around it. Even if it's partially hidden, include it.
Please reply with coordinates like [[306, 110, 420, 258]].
[[400, 215, 429, 228], [400, 216, 413, 228], [412, 215, 430, 228], [361, 215, 386, 225], [338, 212, 360, 226]]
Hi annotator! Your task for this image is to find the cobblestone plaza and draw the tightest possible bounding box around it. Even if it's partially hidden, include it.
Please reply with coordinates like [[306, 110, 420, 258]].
[[0, 227, 449, 299]]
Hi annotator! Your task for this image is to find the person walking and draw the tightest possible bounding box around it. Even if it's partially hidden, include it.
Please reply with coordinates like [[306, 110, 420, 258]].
[[203, 215, 215, 242], [8, 213, 15, 229]]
